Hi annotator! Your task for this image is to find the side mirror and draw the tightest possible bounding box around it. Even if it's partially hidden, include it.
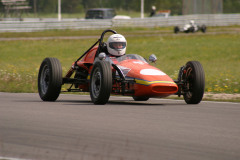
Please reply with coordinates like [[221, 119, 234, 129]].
[[149, 54, 157, 63], [98, 52, 106, 60]]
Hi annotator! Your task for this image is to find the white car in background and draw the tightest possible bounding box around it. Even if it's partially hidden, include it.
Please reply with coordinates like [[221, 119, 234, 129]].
[[174, 20, 207, 33]]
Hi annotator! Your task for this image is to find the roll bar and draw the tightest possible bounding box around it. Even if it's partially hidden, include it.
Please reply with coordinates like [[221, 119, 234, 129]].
[[64, 29, 118, 78], [74, 29, 117, 66]]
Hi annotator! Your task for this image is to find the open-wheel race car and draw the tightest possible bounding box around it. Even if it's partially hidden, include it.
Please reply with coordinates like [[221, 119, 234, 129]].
[[38, 29, 205, 105], [174, 20, 207, 34]]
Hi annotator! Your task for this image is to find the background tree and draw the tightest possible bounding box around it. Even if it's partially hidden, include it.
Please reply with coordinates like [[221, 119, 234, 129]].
[[62, 0, 84, 13], [223, 0, 240, 13], [4, 0, 240, 15]]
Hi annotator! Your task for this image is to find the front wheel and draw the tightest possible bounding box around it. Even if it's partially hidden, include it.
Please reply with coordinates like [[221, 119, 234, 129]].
[[38, 57, 62, 101], [174, 26, 180, 33], [183, 61, 205, 104], [90, 61, 112, 105], [200, 25, 207, 33]]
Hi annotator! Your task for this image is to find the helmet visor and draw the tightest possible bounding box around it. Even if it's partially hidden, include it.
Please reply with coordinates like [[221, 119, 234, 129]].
[[109, 42, 126, 50]]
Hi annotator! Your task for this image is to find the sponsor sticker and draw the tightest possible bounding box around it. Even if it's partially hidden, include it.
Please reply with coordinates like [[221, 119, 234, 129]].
[[140, 69, 166, 75]]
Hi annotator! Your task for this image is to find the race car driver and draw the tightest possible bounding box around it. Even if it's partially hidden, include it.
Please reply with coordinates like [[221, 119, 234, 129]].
[[189, 20, 198, 32], [97, 33, 127, 63], [106, 34, 127, 57]]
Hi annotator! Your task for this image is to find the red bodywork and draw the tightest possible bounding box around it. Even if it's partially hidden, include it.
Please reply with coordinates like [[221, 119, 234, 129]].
[[67, 46, 178, 98], [117, 59, 178, 97]]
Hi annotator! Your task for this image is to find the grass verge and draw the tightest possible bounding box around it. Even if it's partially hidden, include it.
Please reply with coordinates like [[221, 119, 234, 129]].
[[0, 27, 239, 95]]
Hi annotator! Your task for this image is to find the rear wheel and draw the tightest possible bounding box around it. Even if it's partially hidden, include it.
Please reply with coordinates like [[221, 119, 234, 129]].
[[90, 61, 112, 105], [38, 57, 62, 101], [183, 61, 205, 104]]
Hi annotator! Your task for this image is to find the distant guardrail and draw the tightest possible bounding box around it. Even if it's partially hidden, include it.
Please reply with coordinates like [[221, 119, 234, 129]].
[[0, 14, 240, 32]]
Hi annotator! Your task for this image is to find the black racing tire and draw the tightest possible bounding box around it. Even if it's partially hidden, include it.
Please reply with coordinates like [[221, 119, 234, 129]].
[[90, 60, 112, 105], [38, 57, 62, 101], [174, 26, 180, 34], [132, 96, 149, 101], [201, 25, 207, 33], [183, 61, 205, 104]]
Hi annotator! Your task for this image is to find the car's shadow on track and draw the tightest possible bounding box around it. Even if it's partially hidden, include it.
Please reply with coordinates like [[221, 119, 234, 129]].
[[14, 94, 185, 106], [46, 99, 164, 106], [107, 100, 164, 106], [14, 99, 167, 106], [56, 99, 186, 106]]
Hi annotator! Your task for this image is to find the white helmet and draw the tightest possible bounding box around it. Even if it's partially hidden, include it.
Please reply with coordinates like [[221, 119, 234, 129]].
[[107, 34, 127, 56], [190, 20, 195, 25]]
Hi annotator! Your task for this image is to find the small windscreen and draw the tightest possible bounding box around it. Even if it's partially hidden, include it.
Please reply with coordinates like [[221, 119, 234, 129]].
[[116, 54, 147, 63]]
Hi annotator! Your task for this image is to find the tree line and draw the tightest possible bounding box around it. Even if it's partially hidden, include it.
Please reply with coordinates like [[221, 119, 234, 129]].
[[27, 0, 183, 15], [1, 0, 240, 15]]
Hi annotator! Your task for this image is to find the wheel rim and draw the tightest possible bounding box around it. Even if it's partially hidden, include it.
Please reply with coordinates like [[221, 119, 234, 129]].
[[40, 65, 50, 95], [91, 68, 102, 98], [185, 67, 193, 99]]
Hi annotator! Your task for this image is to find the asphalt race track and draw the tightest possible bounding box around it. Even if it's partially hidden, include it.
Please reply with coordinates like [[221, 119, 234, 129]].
[[0, 92, 239, 160]]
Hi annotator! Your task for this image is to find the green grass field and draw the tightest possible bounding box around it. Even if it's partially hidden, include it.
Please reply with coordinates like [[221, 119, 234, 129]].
[[0, 27, 239, 94]]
